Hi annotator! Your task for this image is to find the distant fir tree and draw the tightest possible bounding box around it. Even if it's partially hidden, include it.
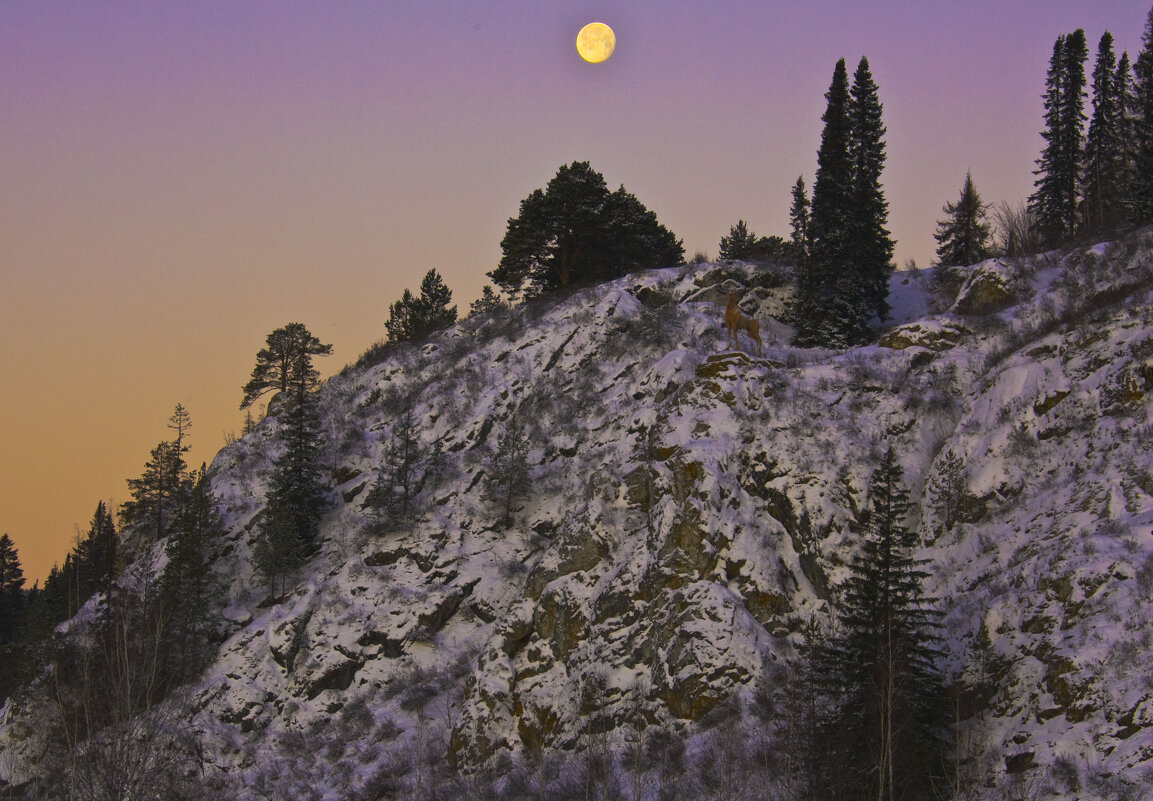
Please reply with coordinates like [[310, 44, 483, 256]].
[[847, 56, 896, 322], [489, 161, 683, 299], [1082, 32, 1127, 237], [0, 534, 24, 646], [1132, 8, 1153, 224], [1117, 51, 1138, 211], [0, 534, 27, 702], [385, 268, 458, 343], [365, 406, 422, 529], [719, 220, 759, 261], [248, 323, 332, 595], [121, 422, 189, 541], [1030, 30, 1088, 247], [469, 285, 509, 317], [788, 175, 811, 263], [76, 501, 119, 610], [934, 172, 993, 266], [484, 415, 531, 529], [159, 465, 224, 684], [826, 448, 944, 801], [795, 57, 891, 347]]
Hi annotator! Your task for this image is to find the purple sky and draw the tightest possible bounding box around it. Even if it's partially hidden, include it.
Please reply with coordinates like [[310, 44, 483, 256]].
[[2, 0, 1150, 582]]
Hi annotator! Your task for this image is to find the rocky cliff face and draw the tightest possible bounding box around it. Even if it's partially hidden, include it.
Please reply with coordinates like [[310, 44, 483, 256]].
[[5, 232, 1153, 798]]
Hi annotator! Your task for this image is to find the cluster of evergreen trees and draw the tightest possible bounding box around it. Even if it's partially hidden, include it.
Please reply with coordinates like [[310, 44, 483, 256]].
[[241, 322, 334, 597], [791, 57, 895, 348], [1031, 12, 1153, 246]]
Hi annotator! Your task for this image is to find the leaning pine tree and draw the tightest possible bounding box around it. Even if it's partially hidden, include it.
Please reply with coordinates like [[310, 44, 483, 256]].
[[826, 448, 944, 801], [243, 323, 333, 595]]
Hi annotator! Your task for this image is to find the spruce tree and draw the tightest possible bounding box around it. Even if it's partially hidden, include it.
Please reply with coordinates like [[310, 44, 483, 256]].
[[788, 176, 811, 263], [1031, 30, 1088, 246], [0, 534, 24, 645], [848, 56, 895, 323], [248, 323, 332, 595], [934, 172, 992, 266], [1083, 32, 1126, 236], [1132, 8, 1153, 223], [484, 415, 531, 529], [828, 448, 943, 801], [386, 269, 459, 343], [1117, 51, 1138, 211], [160, 466, 224, 684], [718, 220, 759, 261], [795, 58, 854, 347]]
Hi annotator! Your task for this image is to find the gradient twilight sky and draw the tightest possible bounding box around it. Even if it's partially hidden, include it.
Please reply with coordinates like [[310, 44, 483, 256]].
[[2, 1, 1149, 583]]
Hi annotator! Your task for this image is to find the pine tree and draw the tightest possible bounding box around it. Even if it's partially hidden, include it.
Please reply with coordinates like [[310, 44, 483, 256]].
[[848, 56, 895, 322], [788, 176, 811, 263], [249, 323, 332, 595], [121, 439, 187, 540], [76, 501, 118, 609], [1083, 32, 1126, 237], [1117, 51, 1138, 211], [159, 466, 224, 684], [795, 58, 855, 347], [484, 416, 531, 529], [934, 172, 992, 266], [828, 448, 943, 801], [1132, 8, 1153, 224], [1031, 30, 1088, 246], [0, 534, 25, 645], [469, 285, 508, 317], [718, 220, 759, 261], [386, 269, 459, 343], [489, 161, 682, 298], [240, 322, 334, 411]]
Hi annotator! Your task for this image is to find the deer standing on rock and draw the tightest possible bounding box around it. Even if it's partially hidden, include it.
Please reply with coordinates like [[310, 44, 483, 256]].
[[725, 291, 763, 356]]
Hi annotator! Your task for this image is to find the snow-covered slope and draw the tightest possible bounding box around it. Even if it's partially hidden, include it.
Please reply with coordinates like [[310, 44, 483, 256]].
[[5, 231, 1153, 798]]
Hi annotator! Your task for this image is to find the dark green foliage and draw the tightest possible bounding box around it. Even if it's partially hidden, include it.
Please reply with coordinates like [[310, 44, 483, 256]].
[[483, 415, 531, 528], [159, 465, 224, 684], [789, 175, 811, 263], [934, 172, 993, 266], [365, 407, 422, 530], [488, 161, 683, 299], [795, 57, 892, 348], [1133, 9, 1153, 223], [469, 284, 509, 317], [0, 534, 24, 645], [1083, 32, 1128, 236], [848, 57, 895, 322], [248, 323, 332, 595], [240, 322, 334, 411], [121, 405, 195, 541], [719, 220, 759, 261], [719, 220, 798, 263], [1031, 30, 1088, 247], [385, 268, 459, 343], [824, 448, 944, 800]]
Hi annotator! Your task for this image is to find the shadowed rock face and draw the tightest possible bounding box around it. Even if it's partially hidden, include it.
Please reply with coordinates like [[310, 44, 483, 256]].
[[7, 236, 1153, 795]]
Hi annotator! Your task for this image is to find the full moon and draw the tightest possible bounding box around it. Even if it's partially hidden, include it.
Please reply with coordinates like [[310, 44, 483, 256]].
[[576, 22, 615, 64]]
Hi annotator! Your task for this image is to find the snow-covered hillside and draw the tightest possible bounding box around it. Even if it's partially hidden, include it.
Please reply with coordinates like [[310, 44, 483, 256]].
[[5, 230, 1153, 799]]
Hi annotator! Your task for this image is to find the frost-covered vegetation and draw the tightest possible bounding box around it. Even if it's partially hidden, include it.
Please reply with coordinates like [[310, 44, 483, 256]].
[[5, 228, 1153, 799]]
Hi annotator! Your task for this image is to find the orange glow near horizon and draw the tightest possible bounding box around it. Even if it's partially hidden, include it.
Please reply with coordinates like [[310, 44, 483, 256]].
[[2, 1, 1149, 584]]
